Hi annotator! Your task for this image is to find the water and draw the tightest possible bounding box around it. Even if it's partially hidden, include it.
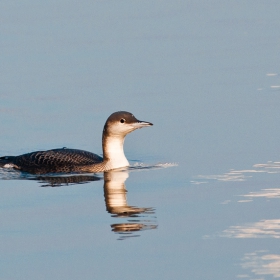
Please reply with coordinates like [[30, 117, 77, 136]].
[[1, 0, 280, 279]]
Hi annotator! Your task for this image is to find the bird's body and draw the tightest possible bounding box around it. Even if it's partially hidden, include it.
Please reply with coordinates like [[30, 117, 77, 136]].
[[0, 148, 104, 174], [0, 111, 152, 174]]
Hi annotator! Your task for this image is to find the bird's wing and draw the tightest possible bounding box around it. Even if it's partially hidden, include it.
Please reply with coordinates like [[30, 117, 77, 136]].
[[5, 148, 103, 173]]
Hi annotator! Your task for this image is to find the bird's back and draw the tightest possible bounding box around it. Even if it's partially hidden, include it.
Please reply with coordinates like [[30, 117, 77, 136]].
[[0, 148, 103, 174]]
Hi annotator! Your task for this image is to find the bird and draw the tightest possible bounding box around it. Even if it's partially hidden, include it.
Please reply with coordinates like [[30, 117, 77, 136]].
[[0, 111, 153, 174]]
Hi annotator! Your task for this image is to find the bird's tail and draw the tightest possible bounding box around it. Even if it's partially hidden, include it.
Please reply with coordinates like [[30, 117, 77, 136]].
[[0, 156, 15, 167]]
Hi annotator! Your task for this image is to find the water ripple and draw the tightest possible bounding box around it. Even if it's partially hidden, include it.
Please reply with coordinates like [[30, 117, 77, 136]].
[[239, 250, 280, 279], [193, 161, 280, 184], [222, 219, 280, 239]]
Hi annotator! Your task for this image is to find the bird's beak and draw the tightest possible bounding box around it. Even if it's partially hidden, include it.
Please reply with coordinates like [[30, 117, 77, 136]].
[[131, 120, 153, 129]]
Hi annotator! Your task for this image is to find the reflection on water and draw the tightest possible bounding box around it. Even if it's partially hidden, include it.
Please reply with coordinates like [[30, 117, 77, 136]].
[[35, 175, 101, 187], [203, 156, 280, 278], [0, 167, 157, 240], [130, 162, 178, 171], [103, 171, 157, 240], [197, 161, 280, 204], [239, 250, 280, 279], [0, 167, 102, 187], [241, 188, 280, 200], [0, 161, 176, 186], [222, 219, 280, 239], [193, 161, 280, 184], [236, 187, 280, 203], [258, 72, 280, 92]]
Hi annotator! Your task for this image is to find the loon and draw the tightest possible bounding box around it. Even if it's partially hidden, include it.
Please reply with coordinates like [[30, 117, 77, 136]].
[[0, 111, 153, 174]]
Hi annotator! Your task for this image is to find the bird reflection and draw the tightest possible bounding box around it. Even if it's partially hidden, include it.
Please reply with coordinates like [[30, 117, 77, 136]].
[[35, 170, 158, 239], [0, 167, 157, 239], [0, 168, 102, 187], [103, 171, 157, 240], [33, 174, 102, 187]]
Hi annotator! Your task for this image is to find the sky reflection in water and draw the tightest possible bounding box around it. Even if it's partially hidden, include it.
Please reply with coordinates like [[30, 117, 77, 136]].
[[197, 159, 280, 278], [193, 161, 280, 183], [239, 251, 280, 279]]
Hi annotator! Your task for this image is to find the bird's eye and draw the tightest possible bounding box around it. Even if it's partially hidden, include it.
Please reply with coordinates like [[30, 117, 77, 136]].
[[120, 118, 125, 123]]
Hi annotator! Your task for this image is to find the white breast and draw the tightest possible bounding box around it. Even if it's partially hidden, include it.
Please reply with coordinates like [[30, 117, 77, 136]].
[[105, 137, 129, 169]]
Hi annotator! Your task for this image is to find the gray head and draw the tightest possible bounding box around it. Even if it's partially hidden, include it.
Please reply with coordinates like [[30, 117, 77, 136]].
[[103, 111, 153, 137]]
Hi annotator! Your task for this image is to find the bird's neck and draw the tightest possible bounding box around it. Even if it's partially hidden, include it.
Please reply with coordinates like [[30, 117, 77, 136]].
[[102, 133, 129, 170]]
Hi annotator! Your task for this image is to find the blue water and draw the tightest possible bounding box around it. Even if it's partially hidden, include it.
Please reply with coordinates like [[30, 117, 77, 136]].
[[1, 1, 280, 279]]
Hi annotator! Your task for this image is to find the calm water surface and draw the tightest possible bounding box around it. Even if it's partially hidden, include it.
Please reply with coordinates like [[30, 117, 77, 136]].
[[1, 1, 280, 279]]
